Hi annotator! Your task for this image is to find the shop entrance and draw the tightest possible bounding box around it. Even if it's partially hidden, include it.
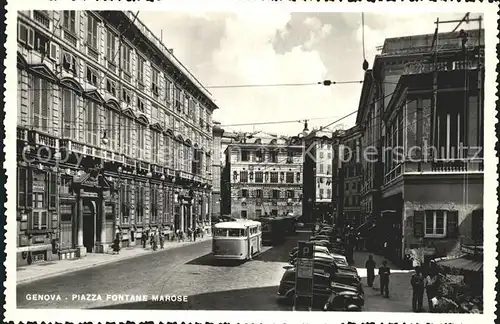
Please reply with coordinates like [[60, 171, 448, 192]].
[[83, 200, 96, 253]]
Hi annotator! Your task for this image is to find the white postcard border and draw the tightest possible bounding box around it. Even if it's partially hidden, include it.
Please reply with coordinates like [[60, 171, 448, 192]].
[[4, 1, 498, 323]]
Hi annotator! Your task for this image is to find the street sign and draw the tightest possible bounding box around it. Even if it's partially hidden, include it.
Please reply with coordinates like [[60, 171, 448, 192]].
[[294, 241, 314, 311]]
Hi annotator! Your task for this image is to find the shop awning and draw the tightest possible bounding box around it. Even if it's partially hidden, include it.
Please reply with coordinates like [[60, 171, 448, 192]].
[[355, 221, 376, 237], [434, 255, 483, 273]]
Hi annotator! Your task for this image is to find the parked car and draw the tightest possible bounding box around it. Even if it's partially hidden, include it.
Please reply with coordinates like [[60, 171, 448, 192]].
[[289, 254, 360, 281], [323, 289, 364, 311], [310, 235, 332, 242], [277, 267, 333, 304], [289, 245, 331, 258], [307, 240, 347, 256]]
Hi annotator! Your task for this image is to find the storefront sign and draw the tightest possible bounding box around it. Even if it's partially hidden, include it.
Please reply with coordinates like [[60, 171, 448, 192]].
[[33, 236, 46, 243], [295, 241, 314, 296], [33, 180, 45, 192], [81, 192, 98, 198]]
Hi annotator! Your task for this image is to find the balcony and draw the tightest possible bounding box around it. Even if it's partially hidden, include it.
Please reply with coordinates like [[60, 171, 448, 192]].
[[28, 131, 59, 149], [17, 127, 28, 142], [33, 11, 50, 29], [383, 158, 484, 185]]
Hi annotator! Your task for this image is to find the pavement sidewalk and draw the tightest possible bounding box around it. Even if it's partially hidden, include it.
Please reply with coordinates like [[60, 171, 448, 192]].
[[16, 235, 212, 285], [353, 251, 415, 312]]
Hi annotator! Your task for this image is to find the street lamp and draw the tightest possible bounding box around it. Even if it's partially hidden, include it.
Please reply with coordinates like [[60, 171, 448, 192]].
[[101, 130, 109, 145]]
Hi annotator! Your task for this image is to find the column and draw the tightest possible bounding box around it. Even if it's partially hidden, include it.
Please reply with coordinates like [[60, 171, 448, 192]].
[[189, 203, 194, 228], [99, 192, 107, 253], [76, 189, 86, 257], [180, 201, 184, 233]]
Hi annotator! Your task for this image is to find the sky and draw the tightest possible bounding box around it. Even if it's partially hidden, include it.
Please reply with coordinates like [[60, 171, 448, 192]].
[[138, 11, 480, 136]]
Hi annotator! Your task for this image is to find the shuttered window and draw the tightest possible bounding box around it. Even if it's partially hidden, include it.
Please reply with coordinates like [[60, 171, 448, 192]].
[[106, 109, 118, 151], [31, 76, 50, 132], [48, 173, 57, 209], [121, 116, 133, 156], [413, 210, 424, 237], [62, 88, 77, 139], [446, 210, 459, 238], [85, 100, 99, 145], [63, 11, 76, 34], [86, 14, 98, 49], [17, 167, 27, 208]]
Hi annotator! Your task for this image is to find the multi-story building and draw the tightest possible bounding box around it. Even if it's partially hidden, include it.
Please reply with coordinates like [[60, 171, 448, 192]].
[[222, 132, 303, 219], [16, 10, 217, 265], [211, 122, 224, 218], [357, 29, 484, 263], [302, 129, 334, 223], [338, 125, 363, 229]]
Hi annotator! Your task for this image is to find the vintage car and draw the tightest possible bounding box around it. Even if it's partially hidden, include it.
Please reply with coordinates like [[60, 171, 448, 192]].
[[289, 245, 331, 258], [277, 267, 333, 304], [310, 235, 332, 242], [289, 254, 360, 280], [323, 289, 364, 311]]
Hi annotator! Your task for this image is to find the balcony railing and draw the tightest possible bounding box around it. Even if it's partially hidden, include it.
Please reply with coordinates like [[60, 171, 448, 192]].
[[28, 131, 59, 149], [17, 127, 28, 142], [383, 158, 484, 185]]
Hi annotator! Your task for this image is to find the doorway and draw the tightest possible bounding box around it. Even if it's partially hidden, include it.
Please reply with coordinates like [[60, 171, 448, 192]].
[[83, 200, 96, 253]]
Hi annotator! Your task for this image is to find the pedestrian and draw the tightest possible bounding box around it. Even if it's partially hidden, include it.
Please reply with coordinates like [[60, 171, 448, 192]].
[[193, 227, 197, 242], [365, 254, 376, 287], [141, 231, 147, 248], [425, 267, 439, 313], [151, 231, 158, 251], [112, 233, 121, 254], [378, 260, 391, 298], [187, 228, 193, 241], [411, 266, 425, 312], [159, 231, 164, 249]]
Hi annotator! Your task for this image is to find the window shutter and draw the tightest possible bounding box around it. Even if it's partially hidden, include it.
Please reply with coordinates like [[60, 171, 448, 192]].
[[18, 168, 26, 208], [41, 211, 48, 229], [49, 173, 56, 209], [32, 77, 41, 127], [33, 211, 40, 229], [26, 169, 33, 208], [70, 12, 76, 33], [413, 210, 424, 237], [447, 210, 459, 238]]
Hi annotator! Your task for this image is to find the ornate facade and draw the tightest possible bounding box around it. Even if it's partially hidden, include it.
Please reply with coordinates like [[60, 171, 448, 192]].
[[16, 10, 217, 265], [223, 133, 303, 219]]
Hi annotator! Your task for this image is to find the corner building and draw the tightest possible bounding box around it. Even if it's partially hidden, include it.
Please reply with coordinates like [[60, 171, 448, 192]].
[[16, 10, 217, 265], [223, 133, 303, 219], [302, 130, 334, 224], [356, 30, 484, 264]]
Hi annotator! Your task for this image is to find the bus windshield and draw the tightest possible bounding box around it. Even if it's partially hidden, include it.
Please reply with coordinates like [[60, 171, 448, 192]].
[[214, 228, 227, 237], [228, 229, 245, 237]]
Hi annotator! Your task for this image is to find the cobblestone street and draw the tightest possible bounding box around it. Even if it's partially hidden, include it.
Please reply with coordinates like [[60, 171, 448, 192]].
[[18, 232, 414, 312]]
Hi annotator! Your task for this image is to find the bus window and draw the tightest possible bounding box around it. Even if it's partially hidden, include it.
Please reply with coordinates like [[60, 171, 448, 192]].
[[214, 228, 227, 237], [228, 229, 243, 237]]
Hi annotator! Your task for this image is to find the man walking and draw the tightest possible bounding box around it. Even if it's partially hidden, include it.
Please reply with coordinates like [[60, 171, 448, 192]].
[[365, 254, 376, 287], [425, 267, 439, 312], [378, 260, 391, 298], [411, 266, 425, 312]]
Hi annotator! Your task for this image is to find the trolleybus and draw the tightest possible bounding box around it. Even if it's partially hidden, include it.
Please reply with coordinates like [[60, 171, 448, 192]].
[[212, 220, 262, 260]]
